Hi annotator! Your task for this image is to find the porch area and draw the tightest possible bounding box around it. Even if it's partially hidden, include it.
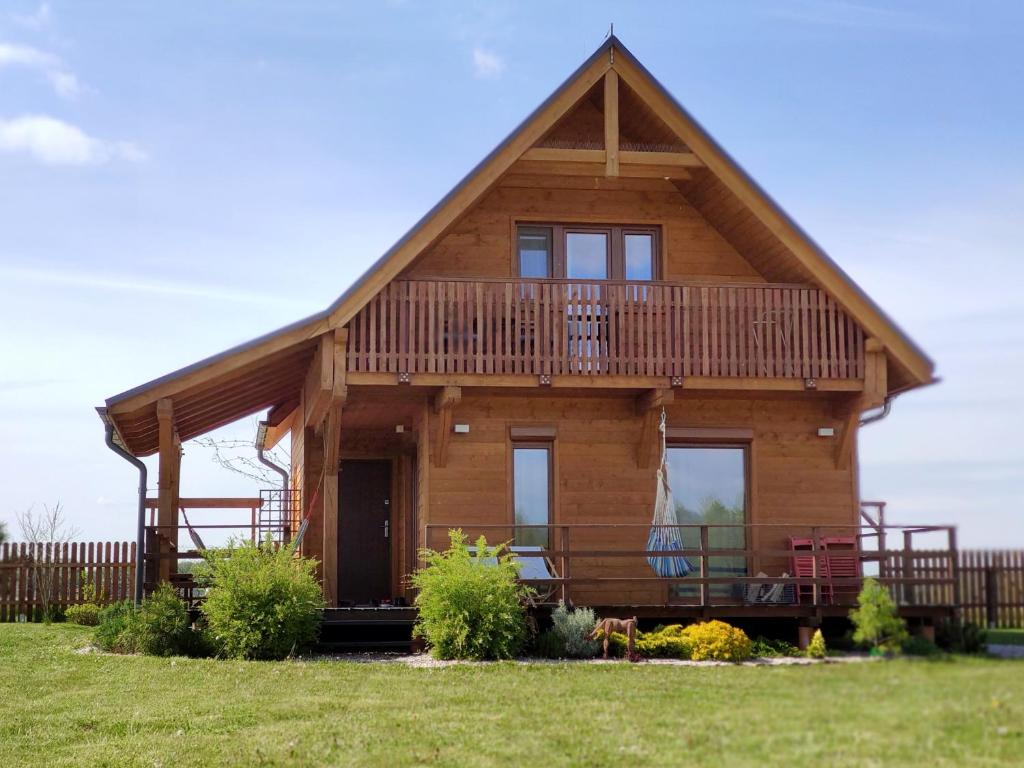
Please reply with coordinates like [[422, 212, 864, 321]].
[[423, 517, 960, 622]]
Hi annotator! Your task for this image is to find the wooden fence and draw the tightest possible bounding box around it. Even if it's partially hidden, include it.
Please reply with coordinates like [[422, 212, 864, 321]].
[[959, 549, 1024, 628], [0, 541, 135, 621]]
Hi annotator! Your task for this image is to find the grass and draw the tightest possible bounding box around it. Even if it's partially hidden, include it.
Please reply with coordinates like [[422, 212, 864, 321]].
[[988, 628, 1024, 646], [1, 625, 1023, 767]]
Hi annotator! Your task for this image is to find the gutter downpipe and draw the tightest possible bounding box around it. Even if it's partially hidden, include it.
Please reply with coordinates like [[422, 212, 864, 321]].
[[256, 421, 289, 493], [859, 396, 893, 428], [102, 415, 147, 606]]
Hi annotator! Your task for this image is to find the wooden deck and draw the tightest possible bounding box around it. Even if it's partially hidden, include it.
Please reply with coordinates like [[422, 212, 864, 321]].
[[347, 278, 865, 382]]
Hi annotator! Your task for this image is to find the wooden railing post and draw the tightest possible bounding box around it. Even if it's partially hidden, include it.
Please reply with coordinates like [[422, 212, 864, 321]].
[[902, 530, 916, 605], [561, 525, 571, 606], [811, 527, 821, 607], [947, 527, 961, 622], [699, 525, 709, 607], [985, 565, 999, 629]]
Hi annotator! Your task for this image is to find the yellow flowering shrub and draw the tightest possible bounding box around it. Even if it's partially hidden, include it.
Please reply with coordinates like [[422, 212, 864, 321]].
[[680, 620, 753, 661]]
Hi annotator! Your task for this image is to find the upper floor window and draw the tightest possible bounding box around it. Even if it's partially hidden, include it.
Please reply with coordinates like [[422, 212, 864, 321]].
[[516, 223, 659, 280]]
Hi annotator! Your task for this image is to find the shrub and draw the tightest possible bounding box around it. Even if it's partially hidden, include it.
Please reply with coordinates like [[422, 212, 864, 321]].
[[936, 620, 987, 654], [134, 582, 193, 656], [681, 620, 752, 662], [550, 602, 600, 658], [531, 629, 567, 659], [849, 578, 908, 654], [807, 629, 827, 659], [635, 624, 691, 659], [198, 537, 325, 660], [95, 600, 137, 652], [66, 603, 102, 626], [751, 636, 801, 658], [902, 635, 942, 657], [410, 530, 533, 660]]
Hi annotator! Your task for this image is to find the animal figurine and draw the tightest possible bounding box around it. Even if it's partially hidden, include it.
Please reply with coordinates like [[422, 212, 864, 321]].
[[589, 616, 638, 659]]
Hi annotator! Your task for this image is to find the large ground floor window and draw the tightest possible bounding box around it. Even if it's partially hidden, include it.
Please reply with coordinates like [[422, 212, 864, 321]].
[[665, 444, 748, 598], [512, 443, 552, 548]]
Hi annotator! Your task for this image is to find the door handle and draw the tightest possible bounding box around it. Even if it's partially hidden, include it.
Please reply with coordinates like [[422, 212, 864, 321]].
[[383, 520, 389, 539]]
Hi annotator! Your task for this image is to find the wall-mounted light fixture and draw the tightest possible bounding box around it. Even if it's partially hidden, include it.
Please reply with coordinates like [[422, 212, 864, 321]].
[[817, 427, 835, 438], [454, 424, 470, 434]]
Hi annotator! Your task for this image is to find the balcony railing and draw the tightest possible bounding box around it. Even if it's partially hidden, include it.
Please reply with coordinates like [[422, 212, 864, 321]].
[[423, 522, 959, 611], [347, 279, 865, 380]]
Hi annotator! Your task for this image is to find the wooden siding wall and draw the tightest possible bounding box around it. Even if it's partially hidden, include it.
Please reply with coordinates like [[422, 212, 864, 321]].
[[402, 183, 765, 283], [421, 392, 857, 605]]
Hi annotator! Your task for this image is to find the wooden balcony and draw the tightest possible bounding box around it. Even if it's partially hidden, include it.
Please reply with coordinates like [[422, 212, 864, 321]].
[[346, 279, 865, 383]]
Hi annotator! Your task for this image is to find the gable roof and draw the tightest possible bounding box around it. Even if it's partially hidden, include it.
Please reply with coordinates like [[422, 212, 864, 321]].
[[103, 35, 934, 455]]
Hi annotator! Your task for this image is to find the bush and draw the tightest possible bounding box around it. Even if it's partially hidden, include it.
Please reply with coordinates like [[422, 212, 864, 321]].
[[66, 603, 102, 626], [198, 537, 325, 660], [634, 624, 691, 659], [807, 629, 827, 659], [410, 530, 533, 660], [760, 636, 801, 658], [936, 620, 987, 654], [95, 601, 136, 652], [531, 629, 567, 659], [751, 636, 801, 658], [902, 635, 942, 657], [681, 621, 752, 662], [550, 602, 600, 658], [849, 578, 908, 654], [134, 582, 193, 656]]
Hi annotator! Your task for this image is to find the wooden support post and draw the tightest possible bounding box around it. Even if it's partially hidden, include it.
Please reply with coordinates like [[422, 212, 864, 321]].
[[604, 70, 619, 177], [303, 334, 335, 431], [948, 526, 962, 625], [797, 624, 813, 651], [834, 409, 858, 470], [320, 328, 348, 607], [811, 527, 822, 607], [699, 524, 709, 608], [433, 385, 461, 468], [902, 530, 916, 606], [156, 398, 180, 583]]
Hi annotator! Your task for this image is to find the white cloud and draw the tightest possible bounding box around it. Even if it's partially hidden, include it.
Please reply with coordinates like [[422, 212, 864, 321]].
[[0, 41, 80, 98], [0, 115, 146, 166], [471, 46, 504, 79], [12, 3, 52, 30]]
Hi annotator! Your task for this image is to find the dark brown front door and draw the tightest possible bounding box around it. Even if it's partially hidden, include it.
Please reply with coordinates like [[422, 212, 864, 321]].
[[338, 460, 392, 604]]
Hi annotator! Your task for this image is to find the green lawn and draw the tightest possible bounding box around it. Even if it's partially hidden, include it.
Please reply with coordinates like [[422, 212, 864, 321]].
[[1, 625, 1022, 767]]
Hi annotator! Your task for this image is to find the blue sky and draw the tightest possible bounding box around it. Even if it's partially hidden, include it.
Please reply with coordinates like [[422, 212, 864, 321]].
[[0, 1, 1021, 546]]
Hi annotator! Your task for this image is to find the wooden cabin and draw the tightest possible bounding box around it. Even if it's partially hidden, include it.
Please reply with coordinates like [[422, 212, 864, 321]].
[[98, 37, 955, 631]]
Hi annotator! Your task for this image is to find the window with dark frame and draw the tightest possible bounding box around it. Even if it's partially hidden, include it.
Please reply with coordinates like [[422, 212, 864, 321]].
[[511, 441, 552, 548], [516, 223, 659, 280], [664, 442, 749, 599]]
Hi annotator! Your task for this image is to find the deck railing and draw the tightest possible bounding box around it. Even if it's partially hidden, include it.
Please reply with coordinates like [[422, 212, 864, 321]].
[[422, 522, 958, 612], [347, 279, 865, 380]]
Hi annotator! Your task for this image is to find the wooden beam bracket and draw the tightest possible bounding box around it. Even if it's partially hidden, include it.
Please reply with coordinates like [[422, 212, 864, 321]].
[[635, 388, 673, 468], [433, 386, 462, 468]]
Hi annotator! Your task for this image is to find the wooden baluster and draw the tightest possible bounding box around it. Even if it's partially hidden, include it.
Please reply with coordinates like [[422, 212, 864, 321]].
[[699, 525, 710, 607]]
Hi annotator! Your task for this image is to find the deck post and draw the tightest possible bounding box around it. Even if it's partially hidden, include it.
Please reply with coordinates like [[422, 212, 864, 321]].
[[811, 527, 821, 607], [561, 525, 571, 606], [948, 527, 962, 625], [156, 398, 180, 583], [699, 525, 709, 607], [902, 530, 916, 606], [985, 565, 998, 629]]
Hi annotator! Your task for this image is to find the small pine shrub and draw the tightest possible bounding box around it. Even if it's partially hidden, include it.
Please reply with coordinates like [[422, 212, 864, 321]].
[[751, 636, 801, 658], [199, 537, 325, 660], [681, 621, 752, 662], [134, 582, 192, 657], [936, 620, 987, 654], [849, 578, 908, 654], [410, 530, 533, 660], [550, 602, 600, 658], [807, 629, 827, 659], [95, 600, 137, 652], [66, 603, 102, 626]]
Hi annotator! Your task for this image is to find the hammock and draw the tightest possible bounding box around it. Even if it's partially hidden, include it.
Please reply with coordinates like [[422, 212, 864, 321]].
[[647, 410, 696, 578], [180, 507, 207, 552]]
